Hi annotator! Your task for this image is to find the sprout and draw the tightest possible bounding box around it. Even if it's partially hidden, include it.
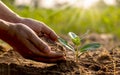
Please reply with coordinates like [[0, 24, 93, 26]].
[[68, 32, 81, 46], [58, 32, 101, 63]]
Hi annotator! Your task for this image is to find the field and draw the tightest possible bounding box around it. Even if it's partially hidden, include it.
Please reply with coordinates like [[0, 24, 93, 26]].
[[0, 0, 120, 75]]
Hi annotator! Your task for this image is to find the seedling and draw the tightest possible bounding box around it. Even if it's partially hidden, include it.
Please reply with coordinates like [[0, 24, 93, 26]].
[[58, 32, 101, 63]]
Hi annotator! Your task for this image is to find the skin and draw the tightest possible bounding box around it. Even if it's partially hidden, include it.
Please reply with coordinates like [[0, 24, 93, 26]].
[[0, 1, 65, 63]]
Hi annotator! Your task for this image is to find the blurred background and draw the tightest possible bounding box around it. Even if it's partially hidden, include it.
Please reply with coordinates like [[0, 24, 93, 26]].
[[1, 0, 120, 37]]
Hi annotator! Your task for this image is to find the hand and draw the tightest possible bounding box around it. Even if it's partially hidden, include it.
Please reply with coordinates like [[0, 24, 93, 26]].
[[20, 18, 58, 41], [0, 1, 65, 63], [6, 23, 65, 63]]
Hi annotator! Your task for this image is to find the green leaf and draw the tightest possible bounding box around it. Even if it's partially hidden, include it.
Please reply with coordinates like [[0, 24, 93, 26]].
[[80, 43, 101, 52], [68, 32, 80, 46], [58, 38, 75, 52]]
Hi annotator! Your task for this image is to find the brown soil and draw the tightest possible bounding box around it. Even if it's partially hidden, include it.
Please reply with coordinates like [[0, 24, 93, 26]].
[[0, 33, 120, 75]]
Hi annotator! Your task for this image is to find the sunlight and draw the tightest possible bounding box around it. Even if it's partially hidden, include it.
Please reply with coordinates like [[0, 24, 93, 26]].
[[74, 0, 99, 9], [103, 0, 116, 5], [40, 0, 55, 8], [15, 0, 116, 9], [81, 0, 99, 9], [75, 0, 116, 9], [14, 0, 32, 6]]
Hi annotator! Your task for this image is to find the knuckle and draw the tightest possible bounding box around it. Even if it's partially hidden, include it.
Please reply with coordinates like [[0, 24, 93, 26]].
[[16, 23, 25, 29]]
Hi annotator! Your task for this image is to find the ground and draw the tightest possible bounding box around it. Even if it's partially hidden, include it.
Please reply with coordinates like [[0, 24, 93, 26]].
[[0, 33, 120, 75]]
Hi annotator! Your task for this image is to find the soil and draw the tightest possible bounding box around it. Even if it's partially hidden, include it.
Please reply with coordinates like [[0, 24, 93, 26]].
[[0, 33, 120, 75]]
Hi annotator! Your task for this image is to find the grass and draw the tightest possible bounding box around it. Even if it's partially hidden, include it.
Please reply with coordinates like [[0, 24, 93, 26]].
[[2, 2, 120, 38]]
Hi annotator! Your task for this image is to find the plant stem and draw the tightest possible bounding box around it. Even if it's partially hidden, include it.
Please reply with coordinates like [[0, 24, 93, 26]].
[[75, 46, 79, 63]]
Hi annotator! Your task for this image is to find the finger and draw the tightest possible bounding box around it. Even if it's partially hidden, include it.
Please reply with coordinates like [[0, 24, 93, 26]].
[[22, 38, 64, 58], [27, 37, 64, 58], [21, 48, 65, 61], [33, 56, 65, 63], [28, 50, 64, 59], [29, 33, 50, 53], [21, 38, 46, 56], [41, 25, 58, 41], [44, 51, 64, 58], [20, 25, 51, 54]]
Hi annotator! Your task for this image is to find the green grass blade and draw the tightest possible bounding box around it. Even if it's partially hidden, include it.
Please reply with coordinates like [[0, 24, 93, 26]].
[[80, 30, 90, 40]]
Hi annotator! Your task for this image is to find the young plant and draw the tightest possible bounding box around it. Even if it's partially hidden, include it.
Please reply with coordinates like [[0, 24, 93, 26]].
[[58, 32, 101, 63]]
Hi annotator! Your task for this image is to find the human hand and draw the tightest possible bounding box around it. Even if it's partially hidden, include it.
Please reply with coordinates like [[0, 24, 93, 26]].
[[6, 23, 65, 63], [20, 18, 58, 41]]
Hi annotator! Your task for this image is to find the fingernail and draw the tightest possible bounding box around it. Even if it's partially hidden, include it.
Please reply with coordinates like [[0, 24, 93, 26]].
[[56, 57, 66, 63], [43, 47, 50, 53]]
